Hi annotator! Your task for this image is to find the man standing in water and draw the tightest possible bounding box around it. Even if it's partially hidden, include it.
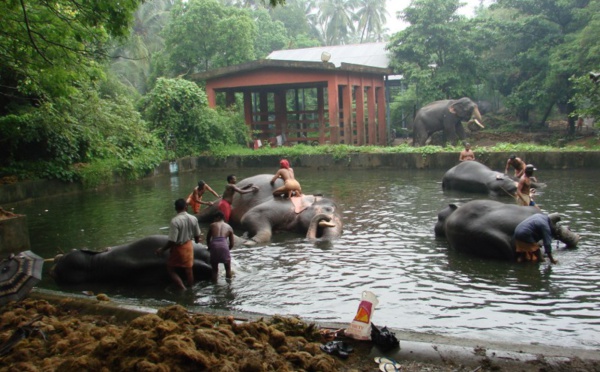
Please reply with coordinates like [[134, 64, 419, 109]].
[[271, 159, 302, 198], [218, 175, 258, 223], [505, 154, 527, 178], [458, 142, 476, 162], [186, 180, 219, 214], [156, 198, 202, 290], [206, 211, 235, 282], [516, 164, 536, 206]]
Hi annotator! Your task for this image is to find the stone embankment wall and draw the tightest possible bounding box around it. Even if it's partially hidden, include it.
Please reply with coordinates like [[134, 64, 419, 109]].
[[1, 152, 599, 205]]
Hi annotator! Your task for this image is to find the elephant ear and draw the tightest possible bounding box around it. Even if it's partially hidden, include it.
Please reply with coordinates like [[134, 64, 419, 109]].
[[449, 98, 474, 118], [448, 203, 460, 212]]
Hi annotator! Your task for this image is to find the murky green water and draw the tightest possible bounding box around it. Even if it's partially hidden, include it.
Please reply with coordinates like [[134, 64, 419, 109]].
[[5, 167, 600, 350]]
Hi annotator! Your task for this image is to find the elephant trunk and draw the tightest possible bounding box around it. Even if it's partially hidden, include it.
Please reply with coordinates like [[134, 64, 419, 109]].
[[307, 213, 342, 240], [555, 225, 580, 248]]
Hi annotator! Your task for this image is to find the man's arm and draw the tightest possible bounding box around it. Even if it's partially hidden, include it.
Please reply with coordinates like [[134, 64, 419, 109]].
[[541, 224, 558, 264], [234, 185, 258, 194], [206, 184, 219, 198], [270, 171, 281, 185], [227, 229, 234, 250], [156, 240, 175, 255]]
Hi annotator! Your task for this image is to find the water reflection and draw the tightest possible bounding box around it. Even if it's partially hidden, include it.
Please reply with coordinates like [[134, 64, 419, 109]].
[[5, 168, 600, 350]]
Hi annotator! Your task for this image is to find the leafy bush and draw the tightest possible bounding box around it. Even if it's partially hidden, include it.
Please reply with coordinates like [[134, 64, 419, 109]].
[[139, 78, 251, 158]]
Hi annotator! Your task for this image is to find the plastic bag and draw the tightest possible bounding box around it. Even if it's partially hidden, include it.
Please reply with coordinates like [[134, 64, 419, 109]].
[[345, 290, 378, 340]]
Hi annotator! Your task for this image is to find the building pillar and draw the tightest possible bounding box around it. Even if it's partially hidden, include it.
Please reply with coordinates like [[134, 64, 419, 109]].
[[243, 91, 253, 129], [327, 79, 340, 144], [274, 89, 288, 139], [367, 86, 376, 145], [342, 85, 353, 144], [317, 87, 326, 144], [377, 86, 387, 145], [355, 87, 365, 145]]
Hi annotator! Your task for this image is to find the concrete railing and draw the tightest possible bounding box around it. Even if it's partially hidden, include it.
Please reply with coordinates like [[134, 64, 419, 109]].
[[2, 152, 599, 205]]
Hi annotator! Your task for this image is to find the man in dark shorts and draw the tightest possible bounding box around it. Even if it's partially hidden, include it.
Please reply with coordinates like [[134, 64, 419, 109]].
[[206, 211, 234, 282], [218, 175, 258, 222], [156, 198, 202, 290]]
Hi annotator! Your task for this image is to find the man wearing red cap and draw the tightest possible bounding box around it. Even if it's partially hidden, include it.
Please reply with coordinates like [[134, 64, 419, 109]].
[[270, 159, 302, 198]]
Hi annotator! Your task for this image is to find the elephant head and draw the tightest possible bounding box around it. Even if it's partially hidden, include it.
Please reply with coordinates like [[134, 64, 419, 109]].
[[449, 97, 483, 124], [306, 209, 343, 240]]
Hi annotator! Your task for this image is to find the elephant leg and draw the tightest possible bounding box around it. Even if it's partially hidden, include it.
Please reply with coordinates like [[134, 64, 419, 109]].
[[244, 229, 272, 245]]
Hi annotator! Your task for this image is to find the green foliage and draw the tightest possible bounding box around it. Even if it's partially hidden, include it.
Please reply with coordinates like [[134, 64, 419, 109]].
[[0, 0, 142, 105], [388, 0, 477, 104], [252, 8, 290, 58], [0, 77, 164, 183], [139, 77, 251, 158], [157, 0, 257, 78]]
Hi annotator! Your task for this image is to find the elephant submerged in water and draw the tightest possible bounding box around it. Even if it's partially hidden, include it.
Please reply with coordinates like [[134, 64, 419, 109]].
[[434, 200, 580, 261], [413, 97, 483, 146], [50, 235, 212, 286], [442, 161, 545, 197], [197, 174, 343, 244], [442, 161, 518, 196]]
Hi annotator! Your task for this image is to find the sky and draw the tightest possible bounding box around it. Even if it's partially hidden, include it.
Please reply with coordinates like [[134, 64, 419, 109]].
[[385, 0, 494, 34]]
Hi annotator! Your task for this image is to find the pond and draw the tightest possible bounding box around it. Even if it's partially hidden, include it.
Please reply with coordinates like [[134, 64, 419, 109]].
[[6, 166, 600, 350]]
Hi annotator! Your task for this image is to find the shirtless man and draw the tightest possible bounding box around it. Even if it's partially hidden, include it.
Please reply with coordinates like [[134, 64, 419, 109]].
[[186, 180, 219, 214], [516, 164, 536, 206], [206, 211, 234, 282], [270, 159, 302, 198], [458, 143, 475, 162], [505, 155, 526, 178], [217, 175, 258, 223]]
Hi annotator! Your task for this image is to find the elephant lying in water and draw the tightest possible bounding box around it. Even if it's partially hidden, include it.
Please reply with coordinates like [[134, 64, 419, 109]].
[[50, 235, 212, 286], [442, 161, 545, 196], [197, 174, 343, 244], [434, 200, 580, 261]]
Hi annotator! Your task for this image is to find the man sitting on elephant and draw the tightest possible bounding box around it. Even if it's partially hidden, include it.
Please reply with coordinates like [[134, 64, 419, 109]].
[[270, 159, 302, 198], [514, 213, 561, 264]]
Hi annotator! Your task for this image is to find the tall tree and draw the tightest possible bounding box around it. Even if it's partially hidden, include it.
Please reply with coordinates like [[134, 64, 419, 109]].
[[482, 0, 592, 126], [387, 0, 477, 105], [110, 0, 174, 94], [355, 0, 387, 42], [318, 0, 358, 45], [159, 0, 256, 77]]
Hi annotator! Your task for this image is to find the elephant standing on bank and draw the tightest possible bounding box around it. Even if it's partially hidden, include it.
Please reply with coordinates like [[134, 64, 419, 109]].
[[413, 97, 483, 146]]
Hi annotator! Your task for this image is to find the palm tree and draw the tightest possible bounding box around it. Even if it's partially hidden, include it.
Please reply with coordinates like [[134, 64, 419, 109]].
[[318, 0, 358, 45], [355, 0, 387, 42], [110, 0, 173, 94]]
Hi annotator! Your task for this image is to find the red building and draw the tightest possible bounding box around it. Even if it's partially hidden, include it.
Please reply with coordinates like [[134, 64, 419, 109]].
[[191, 43, 392, 146]]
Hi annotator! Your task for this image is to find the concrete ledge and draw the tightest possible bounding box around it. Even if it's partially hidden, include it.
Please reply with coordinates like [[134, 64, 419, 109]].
[[2, 151, 600, 204], [29, 289, 600, 371]]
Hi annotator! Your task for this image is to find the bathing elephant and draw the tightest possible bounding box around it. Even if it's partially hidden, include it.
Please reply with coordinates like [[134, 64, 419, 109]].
[[442, 161, 518, 196], [50, 235, 212, 286], [413, 97, 483, 146], [434, 200, 580, 261], [196, 174, 342, 244], [442, 161, 545, 197]]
